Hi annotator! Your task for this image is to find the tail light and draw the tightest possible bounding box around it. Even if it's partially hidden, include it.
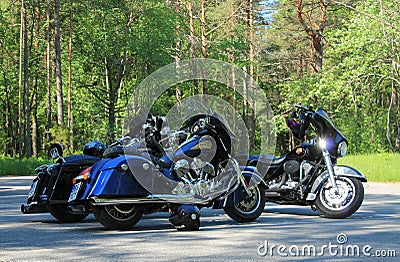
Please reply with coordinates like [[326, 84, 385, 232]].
[[72, 167, 91, 184]]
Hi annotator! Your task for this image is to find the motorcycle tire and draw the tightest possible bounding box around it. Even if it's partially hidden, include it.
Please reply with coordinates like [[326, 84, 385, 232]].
[[92, 204, 143, 230], [315, 177, 364, 219], [224, 184, 265, 222], [46, 204, 88, 222]]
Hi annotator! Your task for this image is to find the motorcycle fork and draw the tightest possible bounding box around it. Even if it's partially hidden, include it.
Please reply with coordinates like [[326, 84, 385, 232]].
[[239, 174, 252, 196], [230, 156, 253, 197], [322, 149, 339, 194]]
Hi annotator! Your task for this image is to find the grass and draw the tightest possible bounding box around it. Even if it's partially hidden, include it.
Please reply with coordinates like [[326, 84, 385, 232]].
[[338, 153, 400, 183], [0, 154, 398, 182], [0, 156, 47, 176]]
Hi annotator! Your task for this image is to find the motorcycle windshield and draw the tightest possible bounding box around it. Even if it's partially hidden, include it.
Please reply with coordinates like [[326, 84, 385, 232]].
[[181, 114, 235, 139], [312, 109, 347, 157], [165, 95, 251, 158]]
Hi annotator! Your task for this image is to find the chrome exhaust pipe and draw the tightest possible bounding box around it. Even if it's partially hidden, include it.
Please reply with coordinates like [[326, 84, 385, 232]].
[[90, 194, 211, 206], [20, 203, 48, 214]]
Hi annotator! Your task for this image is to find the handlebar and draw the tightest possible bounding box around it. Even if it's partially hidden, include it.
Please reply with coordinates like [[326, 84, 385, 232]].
[[109, 135, 132, 147], [294, 104, 314, 112]]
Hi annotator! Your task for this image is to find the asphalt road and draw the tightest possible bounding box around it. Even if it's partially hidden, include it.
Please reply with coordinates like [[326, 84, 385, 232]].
[[0, 176, 399, 261]]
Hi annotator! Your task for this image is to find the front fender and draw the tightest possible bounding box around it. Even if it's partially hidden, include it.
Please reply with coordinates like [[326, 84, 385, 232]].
[[307, 165, 367, 201], [334, 165, 367, 182], [213, 166, 264, 209]]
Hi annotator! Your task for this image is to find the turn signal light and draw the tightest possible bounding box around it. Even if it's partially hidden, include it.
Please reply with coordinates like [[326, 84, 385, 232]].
[[72, 167, 91, 184]]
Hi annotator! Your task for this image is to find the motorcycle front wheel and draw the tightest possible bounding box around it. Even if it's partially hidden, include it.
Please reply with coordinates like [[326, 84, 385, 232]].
[[92, 204, 143, 229], [224, 185, 265, 222], [46, 204, 88, 222], [315, 176, 364, 219]]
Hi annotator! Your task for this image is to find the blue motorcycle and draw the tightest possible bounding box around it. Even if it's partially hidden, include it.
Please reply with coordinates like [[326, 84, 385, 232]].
[[68, 113, 265, 230]]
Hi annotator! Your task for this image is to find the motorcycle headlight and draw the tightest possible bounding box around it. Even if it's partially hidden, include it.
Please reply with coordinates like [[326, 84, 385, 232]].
[[337, 141, 348, 158], [319, 139, 327, 150]]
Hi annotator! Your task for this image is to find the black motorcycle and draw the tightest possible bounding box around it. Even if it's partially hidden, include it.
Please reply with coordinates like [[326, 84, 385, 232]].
[[249, 105, 366, 218], [21, 141, 105, 222]]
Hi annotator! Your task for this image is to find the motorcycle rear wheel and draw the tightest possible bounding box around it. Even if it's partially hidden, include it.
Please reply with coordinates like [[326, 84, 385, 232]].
[[224, 185, 265, 222], [315, 177, 364, 219], [46, 204, 88, 222], [92, 204, 143, 230]]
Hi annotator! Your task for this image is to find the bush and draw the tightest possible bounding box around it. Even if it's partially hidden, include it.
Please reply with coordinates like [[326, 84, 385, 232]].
[[0, 156, 48, 176]]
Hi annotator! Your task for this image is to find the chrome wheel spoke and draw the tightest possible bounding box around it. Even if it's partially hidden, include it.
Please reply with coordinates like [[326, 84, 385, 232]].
[[105, 205, 138, 221], [235, 187, 260, 214], [319, 177, 356, 211]]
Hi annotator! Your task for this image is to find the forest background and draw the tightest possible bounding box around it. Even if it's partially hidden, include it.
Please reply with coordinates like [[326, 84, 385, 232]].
[[0, 0, 399, 171]]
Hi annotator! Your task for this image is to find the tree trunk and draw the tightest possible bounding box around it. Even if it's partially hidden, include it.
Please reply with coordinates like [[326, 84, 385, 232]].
[[18, 0, 24, 157], [311, 32, 323, 73], [248, 0, 256, 151], [200, 0, 208, 95], [46, 2, 52, 142], [229, 53, 237, 131], [294, 0, 327, 73], [108, 94, 116, 144], [32, 4, 40, 158], [395, 83, 400, 150], [68, 0, 74, 152], [387, 82, 395, 152], [187, 1, 199, 95], [22, 0, 31, 157], [104, 58, 113, 144], [4, 71, 16, 156], [242, 65, 248, 128], [175, 0, 182, 110], [32, 76, 38, 158], [54, 0, 64, 126]]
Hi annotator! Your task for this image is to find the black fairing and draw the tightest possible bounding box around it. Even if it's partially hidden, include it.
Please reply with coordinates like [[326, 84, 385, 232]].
[[181, 114, 235, 156], [311, 109, 347, 158]]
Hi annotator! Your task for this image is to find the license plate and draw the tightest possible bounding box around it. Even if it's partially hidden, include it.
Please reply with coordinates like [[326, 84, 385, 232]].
[[27, 181, 38, 199], [68, 182, 82, 202]]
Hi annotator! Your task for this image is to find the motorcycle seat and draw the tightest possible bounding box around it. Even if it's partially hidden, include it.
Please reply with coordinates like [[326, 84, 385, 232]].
[[250, 154, 286, 166]]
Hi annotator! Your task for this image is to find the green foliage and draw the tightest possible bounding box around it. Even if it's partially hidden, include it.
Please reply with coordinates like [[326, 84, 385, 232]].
[[0, 0, 399, 159], [265, 0, 400, 154], [0, 156, 47, 176]]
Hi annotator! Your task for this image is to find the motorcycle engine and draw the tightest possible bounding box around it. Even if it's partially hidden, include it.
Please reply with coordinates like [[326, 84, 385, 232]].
[[171, 158, 217, 197], [283, 160, 315, 189], [172, 158, 215, 181], [283, 160, 300, 177]]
